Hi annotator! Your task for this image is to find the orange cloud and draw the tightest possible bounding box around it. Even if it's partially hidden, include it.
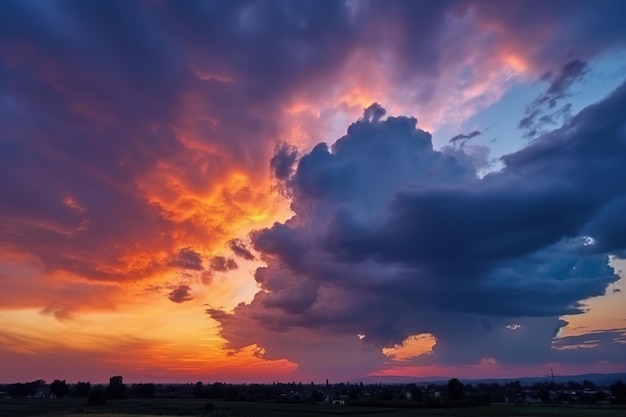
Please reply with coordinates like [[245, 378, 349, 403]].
[[383, 334, 437, 361], [2, 0, 623, 384]]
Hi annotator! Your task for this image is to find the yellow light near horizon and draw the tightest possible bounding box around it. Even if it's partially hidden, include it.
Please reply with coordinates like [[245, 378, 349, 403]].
[[559, 258, 626, 338]]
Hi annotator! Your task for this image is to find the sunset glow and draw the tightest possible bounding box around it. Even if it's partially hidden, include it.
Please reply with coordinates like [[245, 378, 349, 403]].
[[1, 0, 626, 385]]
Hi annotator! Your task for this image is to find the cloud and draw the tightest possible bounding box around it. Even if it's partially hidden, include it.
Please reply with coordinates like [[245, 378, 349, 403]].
[[362, 103, 387, 123], [0, 1, 297, 288], [552, 328, 626, 350], [210, 82, 626, 379], [583, 196, 626, 258], [0, 254, 127, 320], [209, 256, 238, 272], [449, 130, 481, 146], [167, 285, 193, 304], [270, 143, 298, 180], [520, 59, 589, 137], [1, 0, 625, 380], [1, 0, 623, 290], [544, 60, 589, 99], [227, 239, 256, 261], [169, 248, 204, 271], [467, 1, 626, 68]]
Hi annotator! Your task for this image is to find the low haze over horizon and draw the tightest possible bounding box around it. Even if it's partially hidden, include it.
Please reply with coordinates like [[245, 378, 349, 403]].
[[1, 0, 625, 384]]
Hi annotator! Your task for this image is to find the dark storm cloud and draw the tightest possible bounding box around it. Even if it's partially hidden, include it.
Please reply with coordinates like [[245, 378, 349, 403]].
[[210, 82, 626, 374], [167, 285, 193, 304], [0, 0, 625, 372], [227, 239, 256, 261], [161, 1, 354, 93], [0, 0, 187, 115], [2, 0, 624, 287], [0, 0, 440, 286], [0, 1, 197, 282], [469, 1, 626, 65], [583, 197, 626, 257], [0, 0, 357, 283]]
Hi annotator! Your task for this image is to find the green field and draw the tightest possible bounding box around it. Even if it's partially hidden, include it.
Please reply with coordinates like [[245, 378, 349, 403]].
[[1, 398, 624, 417]]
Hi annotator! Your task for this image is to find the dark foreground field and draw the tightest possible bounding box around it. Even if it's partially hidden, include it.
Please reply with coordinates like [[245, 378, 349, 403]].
[[1, 398, 625, 417]]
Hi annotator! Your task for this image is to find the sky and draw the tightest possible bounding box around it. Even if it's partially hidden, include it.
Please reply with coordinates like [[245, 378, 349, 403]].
[[1, 0, 625, 384]]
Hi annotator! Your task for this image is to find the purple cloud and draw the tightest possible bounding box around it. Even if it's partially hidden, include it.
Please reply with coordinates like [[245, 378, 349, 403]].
[[210, 82, 626, 378], [170, 248, 204, 271], [168, 285, 193, 304], [209, 256, 238, 272], [227, 239, 256, 261]]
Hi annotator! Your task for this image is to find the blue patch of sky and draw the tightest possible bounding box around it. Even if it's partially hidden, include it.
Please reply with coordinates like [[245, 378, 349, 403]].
[[432, 50, 626, 173]]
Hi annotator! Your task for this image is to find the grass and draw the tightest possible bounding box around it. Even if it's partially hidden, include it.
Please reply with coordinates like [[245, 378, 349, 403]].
[[1, 398, 625, 417]]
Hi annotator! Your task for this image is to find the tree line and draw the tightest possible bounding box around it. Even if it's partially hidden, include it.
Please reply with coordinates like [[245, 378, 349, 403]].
[[1, 376, 624, 407]]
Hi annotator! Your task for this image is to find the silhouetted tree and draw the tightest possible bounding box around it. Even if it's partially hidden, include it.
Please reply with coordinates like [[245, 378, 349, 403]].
[[225, 385, 239, 401], [87, 389, 106, 405], [206, 382, 225, 399], [539, 388, 551, 404], [50, 380, 69, 398], [447, 378, 463, 401], [311, 389, 323, 402], [567, 380, 583, 390], [348, 383, 360, 400], [408, 383, 423, 402], [377, 387, 394, 401], [74, 382, 91, 397], [105, 375, 125, 399], [8, 380, 45, 397], [130, 383, 155, 398], [193, 381, 205, 398], [582, 379, 596, 390], [610, 380, 625, 404]]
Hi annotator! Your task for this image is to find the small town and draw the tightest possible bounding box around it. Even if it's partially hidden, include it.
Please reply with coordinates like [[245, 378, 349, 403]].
[[1, 375, 625, 407]]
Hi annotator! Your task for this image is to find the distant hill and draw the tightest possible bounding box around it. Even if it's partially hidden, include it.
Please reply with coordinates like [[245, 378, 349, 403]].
[[354, 372, 626, 386], [352, 375, 451, 385]]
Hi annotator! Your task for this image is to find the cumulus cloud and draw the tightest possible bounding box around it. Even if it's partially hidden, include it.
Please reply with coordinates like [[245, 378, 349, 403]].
[[361, 103, 387, 123], [1, 0, 625, 379], [168, 285, 193, 304], [210, 83, 626, 379], [1, 0, 623, 290]]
